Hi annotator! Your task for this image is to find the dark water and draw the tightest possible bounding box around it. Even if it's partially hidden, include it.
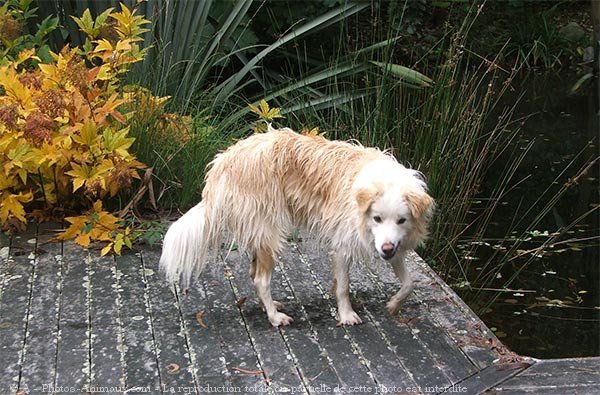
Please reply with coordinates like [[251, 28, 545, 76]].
[[458, 72, 599, 359]]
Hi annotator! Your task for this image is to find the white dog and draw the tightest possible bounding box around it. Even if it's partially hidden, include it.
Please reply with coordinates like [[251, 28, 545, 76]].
[[160, 126, 434, 327]]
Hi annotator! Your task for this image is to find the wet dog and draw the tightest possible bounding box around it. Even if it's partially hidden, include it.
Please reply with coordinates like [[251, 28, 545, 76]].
[[159, 126, 434, 326]]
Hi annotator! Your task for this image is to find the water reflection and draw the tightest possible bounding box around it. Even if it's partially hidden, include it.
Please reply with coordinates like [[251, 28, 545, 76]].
[[459, 72, 599, 358]]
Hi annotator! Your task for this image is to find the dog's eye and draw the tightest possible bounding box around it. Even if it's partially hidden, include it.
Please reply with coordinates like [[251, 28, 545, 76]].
[[373, 215, 382, 223], [396, 218, 406, 225]]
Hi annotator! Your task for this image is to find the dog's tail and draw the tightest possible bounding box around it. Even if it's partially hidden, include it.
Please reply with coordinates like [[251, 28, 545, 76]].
[[159, 202, 210, 286]]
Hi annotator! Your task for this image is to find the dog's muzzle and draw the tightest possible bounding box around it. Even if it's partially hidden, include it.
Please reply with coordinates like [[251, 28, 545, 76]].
[[379, 242, 397, 260]]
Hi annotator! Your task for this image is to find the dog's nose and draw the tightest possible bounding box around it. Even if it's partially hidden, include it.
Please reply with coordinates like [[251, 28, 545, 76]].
[[380, 242, 396, 259]]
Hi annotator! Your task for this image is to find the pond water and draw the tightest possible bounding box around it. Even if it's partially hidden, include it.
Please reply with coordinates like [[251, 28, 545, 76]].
[[457, 72, 599, 359]]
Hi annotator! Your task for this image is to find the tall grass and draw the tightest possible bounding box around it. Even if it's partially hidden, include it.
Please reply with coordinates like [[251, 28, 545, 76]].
[[276, 3, 598, 309]]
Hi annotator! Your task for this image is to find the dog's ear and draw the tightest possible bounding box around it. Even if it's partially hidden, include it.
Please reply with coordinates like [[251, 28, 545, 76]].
[[405, 191, 435, 220], [355, 186, 378, 213]]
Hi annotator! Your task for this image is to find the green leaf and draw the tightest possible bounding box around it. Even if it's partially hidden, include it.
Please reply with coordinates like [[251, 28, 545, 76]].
[[370, 61, 434, 87], [213, 2, 369, 104]]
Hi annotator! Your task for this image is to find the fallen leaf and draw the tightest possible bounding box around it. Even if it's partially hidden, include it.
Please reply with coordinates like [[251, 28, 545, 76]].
[[196, 311, 208, 329], [396, 316, 418, 325], [236, 296, 248, 307], [232, 367, 264, 375], [167, 363, 180, 374]]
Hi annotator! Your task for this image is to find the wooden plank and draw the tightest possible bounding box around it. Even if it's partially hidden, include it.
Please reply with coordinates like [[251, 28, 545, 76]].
[[194, 254, 270, 393], [442, 362, 529, 395], [141, 249, 198, 392], [88, 253, 126, 390], [407, 252, 502, 368], [223, 248, 307, 393], [54, 240, 91, 391], [18, 223, 63, 394], [284, 240, 418, 391], [276, 247, 376, 391], [0, 227, 10, 304], [370, 250, 498, 370], [486, 387, 595, 395], [309, 236, 465, 388], [494, 357, 600, 393], [0, 226, 37, 394], [115, 252, 161, 392], [177, 274, 231, 390], [348, 271, 457, 388]]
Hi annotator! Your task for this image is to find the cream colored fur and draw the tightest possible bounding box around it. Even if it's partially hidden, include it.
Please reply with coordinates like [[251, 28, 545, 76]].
[[159, 126, 434, 327]]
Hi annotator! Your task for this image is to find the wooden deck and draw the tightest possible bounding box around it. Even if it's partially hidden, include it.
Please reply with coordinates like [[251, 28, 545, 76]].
[[1, 223, 598, 394]]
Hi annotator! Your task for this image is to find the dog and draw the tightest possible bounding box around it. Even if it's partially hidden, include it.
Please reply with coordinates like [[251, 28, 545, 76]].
[[159, 126, 435, 327]]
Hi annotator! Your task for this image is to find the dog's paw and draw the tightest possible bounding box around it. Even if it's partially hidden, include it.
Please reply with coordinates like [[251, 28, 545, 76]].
[[337, 310, 363, 326], [269, 312, 294, 327], [387, 298, 406, 316]]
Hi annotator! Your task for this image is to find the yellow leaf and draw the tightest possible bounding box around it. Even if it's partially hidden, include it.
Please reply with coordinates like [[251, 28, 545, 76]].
[[66, 163, 95, 192], [93, 39, 114, 54], [73, 121, 98, 147], [0, 67, 32, 106], [16, 49, 40, 66], [96, 64, 113, 81], [101, 244, 112, 256], [57, 216, 88, 240], [0, 191, 33, 223], [92, 200, 103, 213], [259, 99, 269, 114], [75, 232, 92, 248]]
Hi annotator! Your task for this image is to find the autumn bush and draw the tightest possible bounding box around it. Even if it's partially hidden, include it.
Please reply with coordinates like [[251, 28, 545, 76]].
[[0, 3, 174, 254]]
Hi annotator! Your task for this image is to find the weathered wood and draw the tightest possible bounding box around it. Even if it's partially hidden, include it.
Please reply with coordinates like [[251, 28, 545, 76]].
[[176, 269, 231, 390], [407, 252, 502, 368], [275, 276, 376, 394], [347, 268, 458, 388], [0, 226, 37, 394], [115, 252, 161, 392], [286, 241, 418, 391], [54, 240, 92, 391], [1, 227, 598, 395], [444, 362, 529, 395], [141, 249, 198, 392], [371, 250, 500, 370], [194, 253, 269, 393], [18, 223, 62, 394], [493, 357, 600, 393], [223, 248, 308, 393], [88, 253, 125, 389], [0, 227, 11, 303], [277, 245, 377, 392], [296, 238, 476, 386]]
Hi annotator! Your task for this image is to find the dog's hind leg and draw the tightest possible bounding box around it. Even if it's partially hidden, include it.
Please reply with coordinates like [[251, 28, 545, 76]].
[[386, 253, 415, 316], [331, 252, 362, 326], [250, 254, 284, 312], [252, 248, 293, 327]]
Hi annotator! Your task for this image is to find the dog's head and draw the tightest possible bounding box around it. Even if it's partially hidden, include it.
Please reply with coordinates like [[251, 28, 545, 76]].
[[354, 161, 435, 260]]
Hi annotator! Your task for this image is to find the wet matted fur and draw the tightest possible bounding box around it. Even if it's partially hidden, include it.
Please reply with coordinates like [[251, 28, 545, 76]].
[[160, 126, 435, 326]]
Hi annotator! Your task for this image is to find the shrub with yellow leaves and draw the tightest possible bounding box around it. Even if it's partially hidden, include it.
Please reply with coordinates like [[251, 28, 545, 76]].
[[249, 99, 284, 133], [0, 3, 162, 255]]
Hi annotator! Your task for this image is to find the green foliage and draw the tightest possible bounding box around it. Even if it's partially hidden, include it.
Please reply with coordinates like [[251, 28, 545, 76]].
[[0, 2, 175, 255], [0, 0, 58, 63], [504, 5, 565, 68], [471, 2, 588, 69]]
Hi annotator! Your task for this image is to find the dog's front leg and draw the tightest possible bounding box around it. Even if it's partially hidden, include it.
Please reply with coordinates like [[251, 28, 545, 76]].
[[252, 249, 293, 327], [386, 253, 415, 316], [331, 252, 362, 326]]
